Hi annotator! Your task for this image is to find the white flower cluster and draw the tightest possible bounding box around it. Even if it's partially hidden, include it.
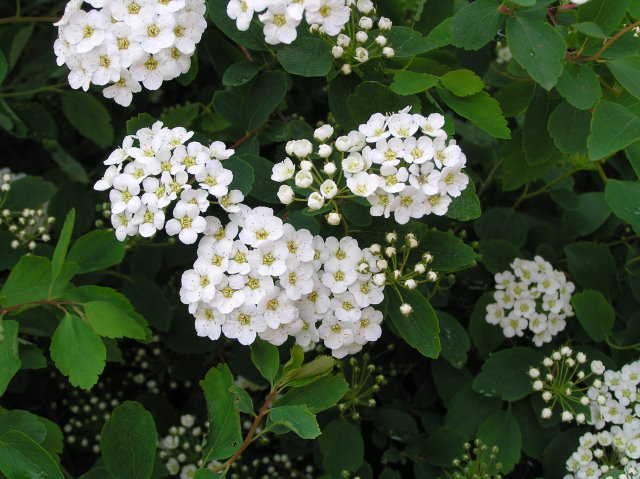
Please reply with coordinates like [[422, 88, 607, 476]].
[[485, 256, 575, 346], [271, 108, 469, 225], [564, 359, 640, 478], [495, 41, 512, 65], [54, 0, 207, 106], [179, 205, 384, 358], [94, 121, 243, 244], [227, 0, 385, 46]]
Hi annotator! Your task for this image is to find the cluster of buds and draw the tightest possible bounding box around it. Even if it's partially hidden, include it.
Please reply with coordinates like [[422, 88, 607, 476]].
[[369, 231, 437, 316], [494, 41, 512, 65], [336, 353, 386, 420], [451, 439, 502, 479], [159, 415, 215, 477], [324, 2, 395, 75], [0, 172, 11, 192], [529, 346, 598, 423], [1, 208, 55, 251]]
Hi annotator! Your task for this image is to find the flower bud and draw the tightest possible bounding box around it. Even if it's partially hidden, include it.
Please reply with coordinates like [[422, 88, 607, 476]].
[[529, 368, 540, 378], [340, 63, 352, 75], [309, 23, 320, 33], [580, 396, 590, 406], [427, 271, 438, 282], [292, 139, 313, 158], [356, 31, 368, 43], [300, 160, 313, 172], [400, 303, 413, 316], [326, 212, 341, 225], [369, 243, 381, 254], [354, 47, 369, 63], [541, 408, 552, 419], [295, 170, 313, 188], [372, 273, 386, 286], [335, 135, 351, 151], [376, 259, 388, 270], [382, 47, 395, 58], [277, 185, 295, 205], [314, 124, 334, 142], [532, 380, 543, 391], [414, 263, 426, 274], [404, 279, 417, 289], [320, 180, 338, 199], [332, 45, 344, 58], [357, 0, 374, 14], [359, 16, 373, 30], [385, 246, 396, 258], [542, 391, 552, 402], [422, 252, 433, 264], [307, 192, 325, 210], [392, 270, 402, 280], [322, 163, 336, 178], [375, 35, 387, 46], [561, 411, 573, 422], [318, 145, 333, 159], [385, 232, 397, 243], [336, 33, 350, 47], [378, 17, 392, 31]]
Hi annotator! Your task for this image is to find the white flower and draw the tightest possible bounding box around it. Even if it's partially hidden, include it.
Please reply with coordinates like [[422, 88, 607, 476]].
[[259, 2, 300, 45], [132, 205, 165, 237], [165, 201, 207, 244], [129, 53, 165, 90], [271, 158, 296, 182], [294, 170, 313, 188], [248, 240, 289, 276], [354, 47, 369, 63], [110, 173, 142, 214], [277, 184, 295, 204], [306, 192, 324, 210], [102, 70, 142, 106], [239, 207, 284, 247], [111, 211, 138, 240], [314, 124, 334, 142], [347, 172, 379, 197], [62, 10, 108, 54], [320, 180, 338, 199], [287, 139, 313, 158], [195, 160, 232, 197], [133, 13, 177, 54], [222, 303, 267, 345], [318, 316, 354, 350], [304, 0, 350, 36], [258, 288, 299, 329]]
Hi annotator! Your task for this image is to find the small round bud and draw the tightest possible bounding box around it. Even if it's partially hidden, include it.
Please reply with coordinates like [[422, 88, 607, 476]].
[[372, 273, 386, 286], [382, 47, 395, 58], [422, 252, 433, 264], [378, 16, 392, 31], [340, 64, 352, 75], [414, 263, 426, 274], [399, 303, 413, 316], [357, 0, 374, 14], [318, 144, 333, 159], [320, 180, 338, 199], [295, 170, 313, 188], [529, 368, 540, 378], [369, 243, 381, 254], [561, 411, 573, 422], [326, 212, 341, 226], [392, 270, 402, 280], [576, 413, 586, 424], [354, 47, 369, 63], [541, 408, 552, 419], [367, 398, 376, 407], [375, 35, 387, 47], [359, 16, 373, 30], [277, 185, 295, 205], [314, 124, 334, 142], [376, 259, 388, 270], [404, 279, 417, 290], [336, 33, 350, 47], [332, 45, 344, 58], [307, 192, 325, 210], [532, 380, 543, 391], [542, 391, 552, 402], [385, 246, 396, 257], [356, 31, 368, 43], [576, 352, 587, 363], [300, 160, 313, 171], [427, 271, 438, 282], [580, 396, 590, 406]]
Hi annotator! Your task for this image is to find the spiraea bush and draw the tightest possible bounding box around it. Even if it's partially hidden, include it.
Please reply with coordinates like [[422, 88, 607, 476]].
[[1, 0, 640, 478]]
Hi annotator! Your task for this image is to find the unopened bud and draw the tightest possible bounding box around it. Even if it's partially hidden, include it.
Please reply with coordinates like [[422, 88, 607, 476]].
[[426, 271, 438, 282], [404, 279, 417, 289], [399, 303, 412, 316], [326, 212, 341, 226]]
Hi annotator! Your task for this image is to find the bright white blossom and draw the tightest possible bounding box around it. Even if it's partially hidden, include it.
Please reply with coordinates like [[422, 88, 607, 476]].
[[55, 0, 207, 105]]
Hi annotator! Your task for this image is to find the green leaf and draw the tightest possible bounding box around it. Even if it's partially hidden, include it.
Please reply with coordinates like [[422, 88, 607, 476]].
[[578, 0, 631, 35], [250, 338, 280, 385], [506, 14, 565, 90], [200, 364, 242, 461], [474, 207, 529, 247], [556, 63, 601, 110], [387, 289, 440, 358], [440, 69, 484, 97], [228, 385, 254, 414], [269, 405, 320, 439], [605, 180, 640, 233], [51, 209, 75, 282], [472, 347, 544, 401], [445, 177, 482, 221], [0, 410, 47, 444], [565, 241, 617, 300], [41, 140, 89, 184], [226, 156, 255, 195], [589, 100, 640, 160], [2, 175, 56, 210], [238, 154, 280, 203], [0, 321, 20, 397], [572, 289, 615, 342], [347, 82, 409, 126], [84, 301, 147, 340], [0, 50, 7, 85], [572, 21, 606, 38], [450, 0, 503, 50], [445, 385, 502, 439], [61, 91, 113, 147], [213, 71, 288, 132], [0, 256, 52, 308], [478, 239, 521, 274], [67, 229, 126, 274], [547, 101, 590, 155], [160, 103, 199, 128], [438, 311, 470, 368], [477, 411, 522, 474], [422, 230, 477, 272], [275, 375, 348, 413], [523, 86, 560, 165], [562, 192, 611, 239], [414, 426, 466, 468], [100, 401, 157, 479], [436, 86, 510, 139], [608, 56, 640, 100], [222, 61, 260, 86], [207, 0, 267, 51], [278, 35, 334, 77], [50, 314, 106, 389], [390, 71, 439, 96], [319, 420, 364, 475], [0, 431, 63, 479]]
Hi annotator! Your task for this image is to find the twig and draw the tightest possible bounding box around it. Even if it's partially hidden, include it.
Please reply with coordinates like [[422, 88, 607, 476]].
[[0, 299, 81, 315], [0, 16, 58, 24], [572, 19, 640, 62]]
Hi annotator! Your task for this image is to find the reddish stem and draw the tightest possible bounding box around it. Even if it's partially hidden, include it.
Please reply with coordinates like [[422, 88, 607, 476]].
[[0, 300, 81, 315]]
